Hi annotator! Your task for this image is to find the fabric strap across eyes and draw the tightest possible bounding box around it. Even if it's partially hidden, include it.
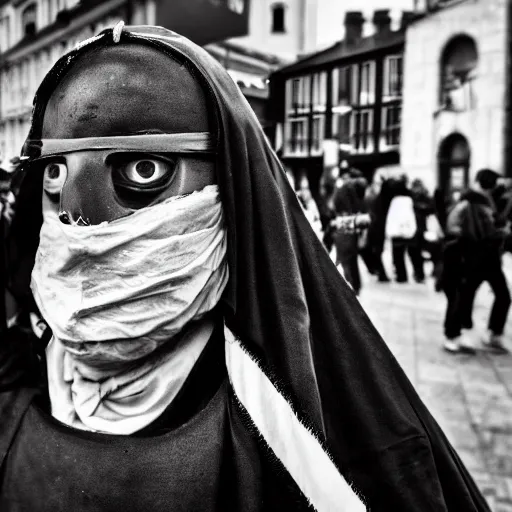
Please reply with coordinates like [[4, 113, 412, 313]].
[[24, 132, 214, 158]]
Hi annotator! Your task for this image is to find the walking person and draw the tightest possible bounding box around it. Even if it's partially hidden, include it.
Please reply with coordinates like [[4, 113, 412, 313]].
[[442, 169, 511, 354], [361, 170, 391, 282], [318, 166, 338, 253], [297, 179, 323, 240], [410, 179, 435, 283], [333, 173, 364, 294], [493, 178, 512, 253], [385, 175, 419, 283]]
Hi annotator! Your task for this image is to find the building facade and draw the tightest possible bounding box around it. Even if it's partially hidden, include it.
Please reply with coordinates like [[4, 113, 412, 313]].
[[0, 0, 157, 166], [0, 0, 257, 166], [400, 0, 509, 192], [228, 0, 345, 62], [269, 10, 411, 194]]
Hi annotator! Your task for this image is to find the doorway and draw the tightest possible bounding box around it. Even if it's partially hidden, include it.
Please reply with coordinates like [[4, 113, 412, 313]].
[[438, 132, 470, 194]]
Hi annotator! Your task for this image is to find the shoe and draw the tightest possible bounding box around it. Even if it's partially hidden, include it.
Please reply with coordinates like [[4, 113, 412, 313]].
[[443, 339, 461, 353], [482, 331, 510, 355], [443, 335, 476, 354]]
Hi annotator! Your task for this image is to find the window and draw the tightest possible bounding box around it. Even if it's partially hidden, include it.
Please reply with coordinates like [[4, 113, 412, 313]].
[[440, 35, 477, 111], [38, 49, 50, 82], [45, 0, 52, 25], [0, 16, 10, 51], [381, 105, 401, 149], [20, 59, 29, 98], [311, 72, 326, 111], [358, 61, 376, 105], [311, 115, 325, 154], [286, 76, 310, 112], [332, 66, 353, 107], [22, 3, 37, 37], [0, 124, 5, 160], [285, 117, 308, 156], [302, 76, 311, 111], [271, 3, 286, 33], [332, 66, 355, 146], [352, 109, 374, 154], [383, 55, 403, 99], [350, 64, 359, 104], [334, 111, 352, 150], [11, 65, 18, 104]]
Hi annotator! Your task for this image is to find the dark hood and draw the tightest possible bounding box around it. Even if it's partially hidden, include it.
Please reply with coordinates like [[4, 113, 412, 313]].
[[7, 25, 489, 511]]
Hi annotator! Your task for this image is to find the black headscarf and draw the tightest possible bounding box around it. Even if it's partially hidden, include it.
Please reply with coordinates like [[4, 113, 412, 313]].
[[7, 26, 488, 511]]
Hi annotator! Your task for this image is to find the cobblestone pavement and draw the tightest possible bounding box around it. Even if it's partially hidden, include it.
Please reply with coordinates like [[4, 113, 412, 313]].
[[357, 256, 512, 512]]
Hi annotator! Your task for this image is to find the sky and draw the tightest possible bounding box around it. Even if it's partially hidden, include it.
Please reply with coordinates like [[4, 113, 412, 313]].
[[316, 0, 416, 48]]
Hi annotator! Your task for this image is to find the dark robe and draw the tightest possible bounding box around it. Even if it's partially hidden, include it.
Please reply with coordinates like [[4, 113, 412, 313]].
[[0, 324, 313, 511], [4, 25, 490, 511]]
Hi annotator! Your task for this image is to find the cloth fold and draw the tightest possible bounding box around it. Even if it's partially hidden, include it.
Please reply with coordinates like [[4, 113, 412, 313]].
[[31, 185, 228, 361], [34, 185, 228, 433], [47, 320, 213, 434]]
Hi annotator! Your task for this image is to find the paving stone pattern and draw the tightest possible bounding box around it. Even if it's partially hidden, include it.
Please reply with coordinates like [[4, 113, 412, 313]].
[[358, 255, 512, 512]]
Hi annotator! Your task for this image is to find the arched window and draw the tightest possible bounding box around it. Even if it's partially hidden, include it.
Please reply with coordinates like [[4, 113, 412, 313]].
[[271, 3, 286, 34], [22, 3, 37, 37], [440, 35, 478, 111], [438, 132, 470, 193]]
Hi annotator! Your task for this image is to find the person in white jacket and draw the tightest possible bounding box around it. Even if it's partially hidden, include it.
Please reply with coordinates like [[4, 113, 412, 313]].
[[385, 177, 419, 283]]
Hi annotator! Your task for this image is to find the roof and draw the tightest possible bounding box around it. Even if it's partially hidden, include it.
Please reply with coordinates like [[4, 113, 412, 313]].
[[275, 28, 405, 77], [214, 40, 286, 67]]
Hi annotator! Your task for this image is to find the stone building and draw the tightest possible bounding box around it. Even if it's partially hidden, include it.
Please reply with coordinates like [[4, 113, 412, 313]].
[[225, 0, 347, 61], [0, 0, 353, 167], [269, 10, 412, 195], [0, 0, 261, 166], [400, 0, 509, 193], [0, 0, 158, 166]]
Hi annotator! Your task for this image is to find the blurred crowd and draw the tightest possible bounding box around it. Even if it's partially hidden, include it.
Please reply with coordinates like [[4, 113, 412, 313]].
[[292, 163, 442, 297], [291, 163, 512, 355], [0, 157, 21, 333]]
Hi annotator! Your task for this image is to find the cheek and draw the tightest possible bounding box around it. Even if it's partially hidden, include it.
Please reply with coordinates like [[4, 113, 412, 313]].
[[42, 191, 60, 218]]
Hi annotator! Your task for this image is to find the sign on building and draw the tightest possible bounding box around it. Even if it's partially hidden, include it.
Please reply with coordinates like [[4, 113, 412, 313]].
[[156, 0, 250, 45]]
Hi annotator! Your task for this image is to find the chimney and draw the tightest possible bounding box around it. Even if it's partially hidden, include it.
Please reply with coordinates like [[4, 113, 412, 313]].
[[400, 11, 416, 30], [344, 11, 364, 45], [372, 9, 391, 35]]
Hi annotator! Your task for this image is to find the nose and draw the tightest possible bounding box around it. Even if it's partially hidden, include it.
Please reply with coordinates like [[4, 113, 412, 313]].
[[59, 152, 130, 225]]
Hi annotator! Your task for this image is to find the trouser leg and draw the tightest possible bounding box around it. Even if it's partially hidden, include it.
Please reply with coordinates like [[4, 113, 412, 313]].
[[459, 274, 481, 331], [352, 254, 361, 294], [408, 240, 425, 281], [392, 239, 407, 282], [375, 250, 389, 281], [444, 281, 463, 340], [340, 252, 361, 294], [359, 245, 375, 275], [486, 266, 511, 335]]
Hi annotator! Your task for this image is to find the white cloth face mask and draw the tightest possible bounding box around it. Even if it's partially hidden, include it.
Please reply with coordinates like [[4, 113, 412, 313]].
[[33, 185, 229, 434], [31, 184, 229, 366]]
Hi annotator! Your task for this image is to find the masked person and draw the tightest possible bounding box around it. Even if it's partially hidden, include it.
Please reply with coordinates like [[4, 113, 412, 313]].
[[2, 24, 490, 512]]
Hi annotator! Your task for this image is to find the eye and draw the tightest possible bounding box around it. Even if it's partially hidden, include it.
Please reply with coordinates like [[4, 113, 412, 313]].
[[43, 162, 67, 194], [120, 158, 172, 185]]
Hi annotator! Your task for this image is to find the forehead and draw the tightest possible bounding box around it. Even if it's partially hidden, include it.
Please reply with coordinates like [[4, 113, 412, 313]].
[[42, 44, 210, 139]]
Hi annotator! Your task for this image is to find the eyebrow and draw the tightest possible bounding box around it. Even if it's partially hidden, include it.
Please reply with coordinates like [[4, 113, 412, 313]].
[[25, 132, 215, 157]]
